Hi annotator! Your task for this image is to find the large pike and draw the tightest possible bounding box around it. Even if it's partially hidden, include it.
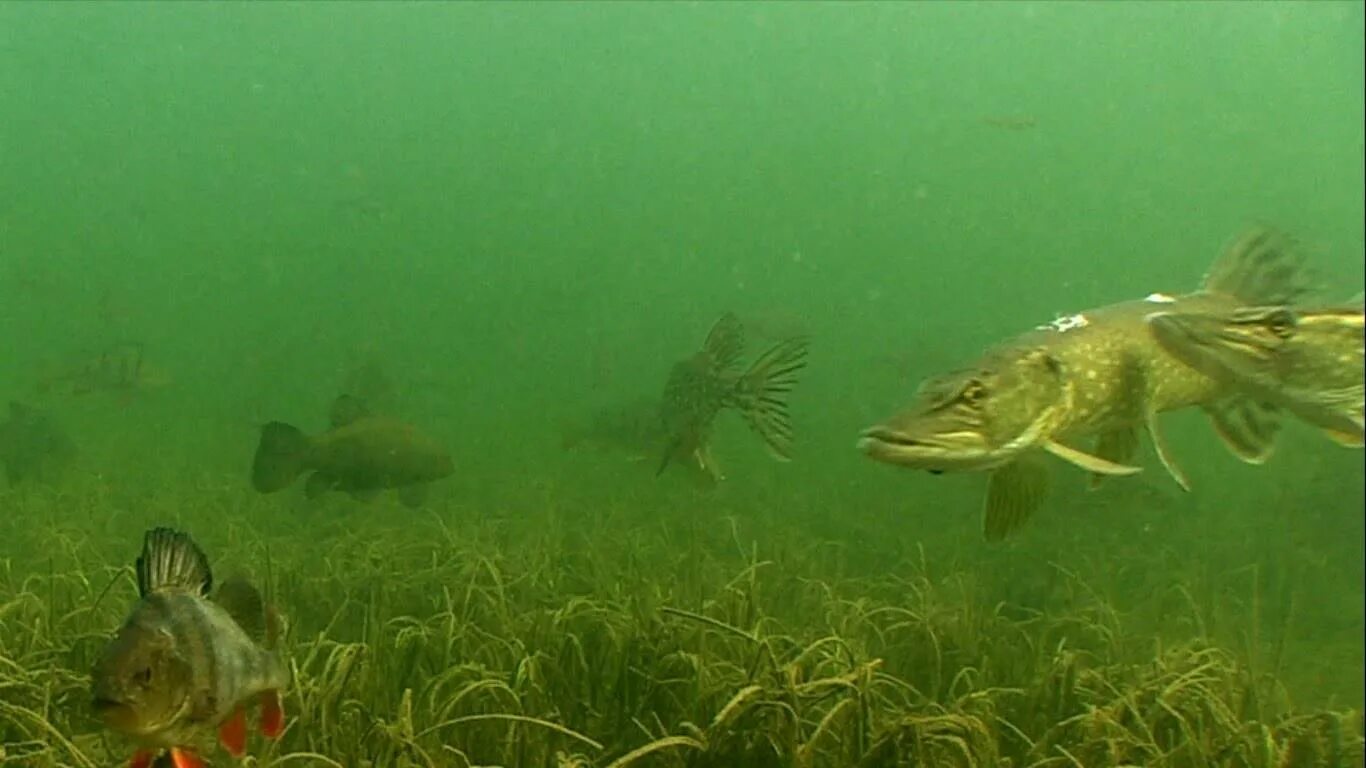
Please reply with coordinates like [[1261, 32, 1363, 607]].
[[858, 227, 1312, 540], [1147, 301, 1363, 446]]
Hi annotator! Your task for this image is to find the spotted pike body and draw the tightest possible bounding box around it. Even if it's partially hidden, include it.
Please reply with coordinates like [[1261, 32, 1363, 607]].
[[859, 227, 1312, 539]]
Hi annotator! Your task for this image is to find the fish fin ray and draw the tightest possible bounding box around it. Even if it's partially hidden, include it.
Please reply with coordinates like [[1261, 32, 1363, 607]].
[[703, 312, 746, 373], [1203, 396, 1280, 464], [1087, 428, 1140, 490], [732, 336, 810, 461], [983, 457, 1049, 541], [136, 528, 212, 597]]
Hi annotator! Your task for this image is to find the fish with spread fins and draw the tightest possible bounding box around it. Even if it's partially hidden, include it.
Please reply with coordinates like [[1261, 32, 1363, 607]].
[[859, 226, 1313, 540], [1147, 301, 1363, 447], [91, 528, 289, 768], [34, 342, 171, 400], [658, 312, 809, 483]]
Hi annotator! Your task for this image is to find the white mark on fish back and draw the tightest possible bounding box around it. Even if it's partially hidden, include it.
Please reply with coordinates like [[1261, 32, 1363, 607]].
[[1144, 293, 1177, 303], [1038, 313, 1090, 333]]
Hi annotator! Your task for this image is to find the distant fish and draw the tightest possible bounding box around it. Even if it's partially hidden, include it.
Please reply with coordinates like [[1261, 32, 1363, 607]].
[[0, 400, 77, 486], [859, 226, 1312, 540], [91, 528, 289, 768], [34, 342, 170, 401], [981, 115, 1037, 131], [1148, 302, 1364, 446], [251, 395, 453, 508], [658, 312, 809, 482]]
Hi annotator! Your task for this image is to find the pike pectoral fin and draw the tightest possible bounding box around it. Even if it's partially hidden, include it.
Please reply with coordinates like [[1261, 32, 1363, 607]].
[[1143, 411, 1192, 491], [1087, 428, 1140, 490], [1202, 396, 1280, 464], [983, 456, 1049, 542], [129, 751, 155, 768], [1042, 439, 1142, 476], [261, 689, 285, 739], [219, 706, 248, 757], [169, 748, 208, 768]]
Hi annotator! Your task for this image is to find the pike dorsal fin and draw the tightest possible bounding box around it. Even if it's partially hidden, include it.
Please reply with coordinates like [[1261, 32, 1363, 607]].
[[137, 528, 212, 598], [216, 576, 267, 644], [1200, 226, 1312, 305]]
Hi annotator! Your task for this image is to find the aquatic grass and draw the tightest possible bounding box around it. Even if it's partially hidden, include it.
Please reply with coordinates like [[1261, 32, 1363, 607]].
[[0, 469, 1361, 767]]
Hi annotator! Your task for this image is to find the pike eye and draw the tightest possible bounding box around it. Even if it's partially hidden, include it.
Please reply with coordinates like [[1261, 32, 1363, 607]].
[[1266, 311, 1295, 338], [135, 667, 153, 685], [960, 380, 987, 405]]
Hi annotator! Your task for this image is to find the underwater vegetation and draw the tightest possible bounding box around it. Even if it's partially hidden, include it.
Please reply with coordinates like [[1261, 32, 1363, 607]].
[[0, 465, 1360, 768]]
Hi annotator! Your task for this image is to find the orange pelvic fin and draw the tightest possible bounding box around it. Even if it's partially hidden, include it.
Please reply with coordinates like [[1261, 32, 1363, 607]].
[[129, 751, 156, 768], [219, 706, 248, 757], [261, 689, 285, 739], [169, 748, 208, 768]]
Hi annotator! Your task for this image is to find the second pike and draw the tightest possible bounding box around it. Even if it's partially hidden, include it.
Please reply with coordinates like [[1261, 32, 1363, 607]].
[[1147, 301, 1364, 446], [658, 312, 810, 483], [859, 227, 1312, 540]]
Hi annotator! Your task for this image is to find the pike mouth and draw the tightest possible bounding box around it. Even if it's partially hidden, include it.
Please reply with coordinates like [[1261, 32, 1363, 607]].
[[857, 426, 1002, 472]]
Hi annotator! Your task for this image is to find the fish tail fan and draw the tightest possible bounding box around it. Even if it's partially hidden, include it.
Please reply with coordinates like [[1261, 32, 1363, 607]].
[[731, 336, 810, 461], [251, 422, 311, 493], [1201, 225, 1315, 305], [137, 527, 212, 597]]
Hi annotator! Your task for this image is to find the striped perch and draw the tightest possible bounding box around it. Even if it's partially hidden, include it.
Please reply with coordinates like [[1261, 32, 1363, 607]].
[[92, 528, 290, 768]]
